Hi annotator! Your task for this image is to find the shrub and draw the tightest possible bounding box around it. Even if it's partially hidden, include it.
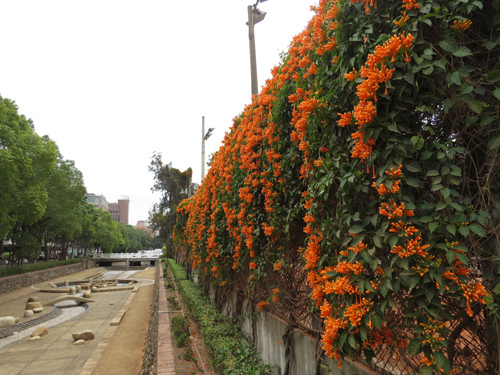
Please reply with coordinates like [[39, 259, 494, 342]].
[[0, 259, 81, 278]]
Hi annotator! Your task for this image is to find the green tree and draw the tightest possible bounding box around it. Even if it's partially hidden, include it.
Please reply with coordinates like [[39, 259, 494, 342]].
[[0, 96, 57, 259], [76, 202, 99, 257], [126, 225, 143, 252], [149, 152, 192, 243], [37, 149, 86, 259], [116, 222, 129, 253], [94, 210, 123, 253]]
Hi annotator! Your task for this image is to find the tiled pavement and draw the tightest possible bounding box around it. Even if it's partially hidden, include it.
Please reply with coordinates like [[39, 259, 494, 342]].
[[157, 273, 175, 375], [0, 267, 174, 375]]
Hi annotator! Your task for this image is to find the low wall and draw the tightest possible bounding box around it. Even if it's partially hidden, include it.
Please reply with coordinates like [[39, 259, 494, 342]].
[[214, 288, 378, 375], [0, 262, 85, 295], [141, 261, 160, 375]]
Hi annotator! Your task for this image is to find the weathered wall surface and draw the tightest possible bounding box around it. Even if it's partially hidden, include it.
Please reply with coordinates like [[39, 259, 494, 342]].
[[0, 262, 85, 295], [211, 286, 378, 375]]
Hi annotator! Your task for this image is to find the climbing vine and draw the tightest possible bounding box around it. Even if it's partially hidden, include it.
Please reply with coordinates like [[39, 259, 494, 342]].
[[175, 0, 500, 373]]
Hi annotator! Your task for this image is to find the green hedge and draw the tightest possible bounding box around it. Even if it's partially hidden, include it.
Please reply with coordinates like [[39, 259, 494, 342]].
[[0, 259, 81, 278], [166, 259, 273, 375]]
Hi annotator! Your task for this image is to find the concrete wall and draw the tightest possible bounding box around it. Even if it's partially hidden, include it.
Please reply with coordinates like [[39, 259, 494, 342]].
[[0, 262, 85, 295], [214, 287, 378, 375]]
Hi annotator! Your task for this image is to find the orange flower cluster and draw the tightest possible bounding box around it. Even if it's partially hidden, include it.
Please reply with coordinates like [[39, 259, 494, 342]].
[[350, 0, 377, 14], [402, 0, 419, 10], [339, 34, 414, 161], [257, 301, 268, 310], [419, 319, 446, 348], [451, 19, 472, 32], [344, 298, 373, 326], [461, 282, 488, 317]]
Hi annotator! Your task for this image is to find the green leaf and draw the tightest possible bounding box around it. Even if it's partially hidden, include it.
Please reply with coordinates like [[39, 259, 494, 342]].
[[426, 170, 439, 177], [441, 187, 451, 199], [465, 116, 478, 127], [489, 137, 500, 150], [360, 326, 367, 341], [468, 100, 484, 114], [494, 283, 500, 295], [349, 225, 365, 234], [436, 202, 447, 210], [459, 225, 470, 237], [448, 71, 461, 86], [456, 252, 469, 264], [420, 151, 432, 160], [446, 224, 456, 236], [453, 46, 472, 57], [447, 249, 456, 264], [434, 351, 451, 373], [469, 224, 486, 237], [387, 124, 400, 133], [371, 313, 382, 329], [428, 222, 438, 233], [494, 88, 500, 100], [408, 339, 421, 356], [420, 216, 433, 223], [443, 98, 455, 112], [486, 69, 500, 83], [419, 364, 434, 375], [348, 335, 357, 349], [406, 177, 424, 188], [406, 161, 422, 173], [439, 37, 458, 52], [423, 66, 434, 75]]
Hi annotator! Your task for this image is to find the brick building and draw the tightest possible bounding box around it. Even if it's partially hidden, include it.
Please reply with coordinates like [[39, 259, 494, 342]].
[[86, 194, 129, 225], [108, 198, 130, 225]]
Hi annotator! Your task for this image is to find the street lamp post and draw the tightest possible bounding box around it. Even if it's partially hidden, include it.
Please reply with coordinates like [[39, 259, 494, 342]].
[[247, 0, 267, 97], [201, 116, 214, 183]]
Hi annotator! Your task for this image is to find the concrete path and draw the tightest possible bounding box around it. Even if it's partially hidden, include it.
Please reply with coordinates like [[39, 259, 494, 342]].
[[0, 266, 171, 375]]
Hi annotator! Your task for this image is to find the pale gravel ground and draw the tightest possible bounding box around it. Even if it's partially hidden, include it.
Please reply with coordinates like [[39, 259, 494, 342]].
[[0, 270, 145, 350], [0, 300, 87, 350]]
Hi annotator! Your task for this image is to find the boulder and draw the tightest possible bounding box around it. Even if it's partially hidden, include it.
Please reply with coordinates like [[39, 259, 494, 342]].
[[27, 296, 40, 303], [109, 302, 114, 305], [49, 282, 57, 288], [0, 316, 19, 328], [83, 291, 91, 298], [25, 301, 43, 310], [24, 310, 34, 318], [81, 330, 94, 341], [72, 329, 94, 341], [69, 287, 76, 295], [74, 339, 86, 345], [31, 326, 48, 337], [91, 287, 97, 293], [33, 307, 43, 313]]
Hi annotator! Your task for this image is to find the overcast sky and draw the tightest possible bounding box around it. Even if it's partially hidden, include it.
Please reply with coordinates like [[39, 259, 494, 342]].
[[0, 0, 314, 226]]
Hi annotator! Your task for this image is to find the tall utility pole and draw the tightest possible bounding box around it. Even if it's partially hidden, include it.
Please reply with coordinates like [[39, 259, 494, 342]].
[[201, 116, 205, 183], [247, 0, 267, 97], [201, 116, 214, 183]]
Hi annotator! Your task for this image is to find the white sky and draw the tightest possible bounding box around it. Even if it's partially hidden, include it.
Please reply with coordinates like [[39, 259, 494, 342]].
[[0, 0, 315, 226]]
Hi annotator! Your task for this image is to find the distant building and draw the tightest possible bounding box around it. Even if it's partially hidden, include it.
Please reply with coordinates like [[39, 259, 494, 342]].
[[134, 220, 155, 237], [86, 194, 109, 211], [108, 197, 130, 225], [86, 194, 129, 225]]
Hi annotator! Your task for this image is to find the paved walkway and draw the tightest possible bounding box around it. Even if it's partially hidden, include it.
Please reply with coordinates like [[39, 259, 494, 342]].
[[0, 266, 173, 375]]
